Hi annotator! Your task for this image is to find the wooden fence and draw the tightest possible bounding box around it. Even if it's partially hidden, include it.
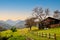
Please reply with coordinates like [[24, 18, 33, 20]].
[[31, 32, 56, 40]]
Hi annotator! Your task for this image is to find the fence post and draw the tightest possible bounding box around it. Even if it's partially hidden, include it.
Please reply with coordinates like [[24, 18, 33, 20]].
[[41, 32, 43, 37], [37, 32, 39, 36], [54, 34, 56, 40], [45, 33, 47, 37], [48, 33, 50, 39]]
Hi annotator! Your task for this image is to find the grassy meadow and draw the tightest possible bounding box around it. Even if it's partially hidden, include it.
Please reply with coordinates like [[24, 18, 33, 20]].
[[0, 27, 60, 40]]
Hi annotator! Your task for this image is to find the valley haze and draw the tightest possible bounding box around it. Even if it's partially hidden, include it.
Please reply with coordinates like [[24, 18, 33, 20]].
[[0, 20, 26, 29]]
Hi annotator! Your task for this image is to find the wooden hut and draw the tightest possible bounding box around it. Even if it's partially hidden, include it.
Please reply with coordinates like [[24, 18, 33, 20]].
[[38, 17, 60, 29]]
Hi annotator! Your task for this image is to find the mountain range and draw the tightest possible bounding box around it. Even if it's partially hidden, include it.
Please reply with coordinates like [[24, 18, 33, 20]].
[[0, 20, 26, 29]]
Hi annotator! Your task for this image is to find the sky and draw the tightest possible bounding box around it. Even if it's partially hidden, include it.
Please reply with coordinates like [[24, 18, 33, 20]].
[[0, 0, 60, 21]]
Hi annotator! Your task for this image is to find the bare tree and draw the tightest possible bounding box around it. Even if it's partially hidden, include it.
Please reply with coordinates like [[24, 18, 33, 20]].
[[44, 8, 49, 18], [25, 17, 36, 30], [53, 10, 60, 19], [32, 7, 50, 29], [33, 7, 49, 21]]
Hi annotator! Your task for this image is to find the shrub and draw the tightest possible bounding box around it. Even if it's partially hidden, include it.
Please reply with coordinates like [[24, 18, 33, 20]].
[[11, 27, 17, 32], [8, 36, 26, 40]]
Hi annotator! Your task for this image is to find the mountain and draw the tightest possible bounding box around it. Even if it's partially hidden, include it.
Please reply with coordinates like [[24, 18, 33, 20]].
[[6, 20, 16, 26], [0, 20, 12, 29], [15, 21, 26, 28], [0, 20, 26, 29], [6, 20, 22, 26], [15, 20, 22, 23]]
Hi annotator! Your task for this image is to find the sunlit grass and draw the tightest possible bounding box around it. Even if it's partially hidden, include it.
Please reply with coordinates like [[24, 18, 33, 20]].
[[0, 26, 60, 40]]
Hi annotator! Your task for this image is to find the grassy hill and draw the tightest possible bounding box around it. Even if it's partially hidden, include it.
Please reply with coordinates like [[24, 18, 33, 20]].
[[26, 27, 60, 40], [0, 27, 60, 40]]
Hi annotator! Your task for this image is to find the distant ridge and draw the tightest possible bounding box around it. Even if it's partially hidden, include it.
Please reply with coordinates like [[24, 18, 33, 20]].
[[0, 20, 11, 29], [0, 20, 26, 29], [15, 21, 26, 28]]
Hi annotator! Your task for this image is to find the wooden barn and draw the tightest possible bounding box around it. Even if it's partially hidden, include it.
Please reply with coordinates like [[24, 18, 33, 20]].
[[38, 17, 60, 29]]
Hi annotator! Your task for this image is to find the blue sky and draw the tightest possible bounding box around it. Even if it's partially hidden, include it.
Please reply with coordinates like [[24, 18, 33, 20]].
[[0, 0, 60, 20]]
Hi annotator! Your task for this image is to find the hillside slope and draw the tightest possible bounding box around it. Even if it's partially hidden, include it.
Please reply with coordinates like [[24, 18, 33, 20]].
[[0, 27, 60, 40]]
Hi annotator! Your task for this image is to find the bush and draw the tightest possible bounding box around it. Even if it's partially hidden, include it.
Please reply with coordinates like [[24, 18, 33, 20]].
[[11, 27, 17, 32], [8, 36, 26, 40], [1, 37, 9, 40]]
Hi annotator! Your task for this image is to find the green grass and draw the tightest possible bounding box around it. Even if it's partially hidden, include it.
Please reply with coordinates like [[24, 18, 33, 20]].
[[28, 27, 60, 40], [0, 27, 60, 40], [8, 36, 26, 40]]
